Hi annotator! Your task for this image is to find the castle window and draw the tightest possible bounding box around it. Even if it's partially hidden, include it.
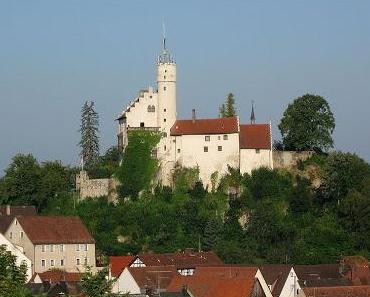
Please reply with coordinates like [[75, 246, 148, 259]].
[[60, 244, 64, 252], [164, 145, 167, 151], [177, 149, 181, 153], [218, 136, 221, 140], [165, 69, 167, 73], [255, 149, 260, 154], [140, 122, 145, 127], [164, 118, 166, 122], [84, 244, 88, 251], [223, 135, 228, 140], [61, 259, 64, 266], [41, 260, 45, 267], [218, 146, 222, 151], [76, 244, 80, 251], [164, 76, 166, 79], [9, 232, 12, 239], [50, 244, 54, 252], [205, 136, 210, 142], [76, 258, 80, 265], [50, 259, 55, 267], [164, 108, 166, 112], [147, 105, 155, 112], [150, 95, 152, 98], [42, 245, 46, 252], [164, 86, 166, 91], [204, 146, 208, 152], [20, 231, 23, 239]]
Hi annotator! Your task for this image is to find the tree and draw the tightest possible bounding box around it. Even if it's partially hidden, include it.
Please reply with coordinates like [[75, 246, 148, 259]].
[[115, 131, 161, 199], [0, 245, 32, 297], [81, 266, 118, 297], [79, 101, 100, 170], [203, 219, 222, 251], [219, 93, 236, 117], [278, 94, 335, 151], [0, 154, 41, 206], [289, 176, 312, 215]]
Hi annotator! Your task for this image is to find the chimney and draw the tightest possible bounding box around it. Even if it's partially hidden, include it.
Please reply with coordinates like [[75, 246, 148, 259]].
[[192, 109, 196, 123], [6, 205, 10, 216]]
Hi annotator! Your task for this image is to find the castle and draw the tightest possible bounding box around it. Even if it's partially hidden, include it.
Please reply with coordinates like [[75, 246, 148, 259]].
[[116, 37, 273, 187]]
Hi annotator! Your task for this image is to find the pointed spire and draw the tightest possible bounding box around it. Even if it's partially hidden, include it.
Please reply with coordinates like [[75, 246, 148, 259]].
[[158, 21, 174, 64], [250, 100, 256, 124]]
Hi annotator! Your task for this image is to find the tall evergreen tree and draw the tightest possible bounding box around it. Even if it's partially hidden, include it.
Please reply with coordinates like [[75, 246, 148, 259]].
[[79, 101, 100, 170], [219, 93, 236, 117]]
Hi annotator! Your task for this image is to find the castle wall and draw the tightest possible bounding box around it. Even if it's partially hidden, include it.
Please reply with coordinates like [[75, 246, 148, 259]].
[[273, 150, 313, 169], [240, 148, 272, 174], [174, 133, 240, 187]]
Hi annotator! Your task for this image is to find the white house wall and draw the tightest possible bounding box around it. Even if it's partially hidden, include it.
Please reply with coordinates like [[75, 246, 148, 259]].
[[279, 268, 302, 297], [174, 133, 240, 187], [255, 269, 274, 297], [240, 148, 272, 175], [0, 233, 32, 282], [112, 267, 141, 295]]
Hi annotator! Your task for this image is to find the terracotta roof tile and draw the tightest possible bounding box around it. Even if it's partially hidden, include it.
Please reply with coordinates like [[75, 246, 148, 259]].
[[304, 285, 370, 297], [17, 216, 95, 244], [259, 264, 292, 297], [239, 124, 271, 149], [110, 255, 135, 278], [30, 270, 82, 283], [128, 265, 178, 291], [0, 205, 37, 216], [137, 251, 224, 269], [167, 266, 259, 297], [170, 117, 239, 136], [0, 216, 14, 234]]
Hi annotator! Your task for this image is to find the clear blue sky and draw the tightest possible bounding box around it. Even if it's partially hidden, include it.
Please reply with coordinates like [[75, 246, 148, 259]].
[[1, 0, 370, 173]]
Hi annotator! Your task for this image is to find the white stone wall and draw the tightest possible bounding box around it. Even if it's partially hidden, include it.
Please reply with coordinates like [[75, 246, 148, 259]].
[[240, 148, 272, 174], [174, 133, 240, 187], [0, 233, 32, 282]]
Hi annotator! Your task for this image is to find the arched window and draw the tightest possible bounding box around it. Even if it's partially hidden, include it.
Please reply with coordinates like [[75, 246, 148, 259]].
[[147, 105, 155, 112]]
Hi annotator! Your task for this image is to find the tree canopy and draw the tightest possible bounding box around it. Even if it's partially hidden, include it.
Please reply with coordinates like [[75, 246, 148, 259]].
[[219, 93, 236, 117], [278, 94, 335, 151]]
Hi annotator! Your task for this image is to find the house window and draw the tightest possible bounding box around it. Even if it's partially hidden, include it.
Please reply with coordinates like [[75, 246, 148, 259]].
[[9, 232, 12, 239], [150, 95, 152, 98], [60, 259, 64, 266], [218, 146, 222, 151], [177, 149, 181, 153], [50, 259, 55, 267], [41, 260, 45, 267], [84, 257, 88, 265], [164, 145, 167, 151], [84, 244, 88, 251], [76, 244, 80, 251], [255, 149, 260, 154], [50, 244, 54, 252], [164, 86, 166, 91], [76, 258, 80, 265], [164, 118, 166, 122], [205, 136, 210, 142], [140, 122, 145, 127], [218, 136, 221, 140], [223, 135, 228, 140], [20, 231, 24, 239], [164, 108, 166, 112], [164, 76, 166, 79], [204, 146, 208, 152], [60, 244, 64, 252], [163, 132, 167, 137], [147, 105, 155, 112], [165, 69, 167, 73], [42, 245, 46, 252]]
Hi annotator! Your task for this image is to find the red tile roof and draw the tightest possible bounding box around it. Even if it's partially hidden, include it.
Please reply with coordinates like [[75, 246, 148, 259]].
[[128, 265, 178, 291], [17, 216, 95, 244], [259, 264, 292, 297], [0, 205, 37, 216], [303, 285, 370, 297], [30, 270, 82, 283], [170, 117, 239, 136], [110, 256, 135, 278], [0, 216, 14, 234], [239, 124, 271, 149], [137, 251, 224, 269], [167, 266, 259, 297]]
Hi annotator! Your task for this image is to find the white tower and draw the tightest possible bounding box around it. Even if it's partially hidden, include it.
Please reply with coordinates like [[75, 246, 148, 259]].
[[157, 35, 177, 137]]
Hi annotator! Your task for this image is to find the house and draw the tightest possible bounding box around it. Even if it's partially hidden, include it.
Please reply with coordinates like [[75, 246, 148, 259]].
[[0, 232, 32, 282], [113, 265, 178, 295], [4, 216, 96, 274], [110, 255, 135, 278], [258, 264, 302, 297], [29, 269, 82, 283], [166, 266, 273, 297], [130, 251, 224, 275], [117, 37, 273, 187]]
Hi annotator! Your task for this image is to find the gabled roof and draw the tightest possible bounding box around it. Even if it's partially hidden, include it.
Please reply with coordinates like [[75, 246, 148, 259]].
[[170, 117, 239, 136], [167, 266, 259, 297], [30, 270, 82, 283], [16, 216, 95, 244], [303, 285, 370, 297], [137, 251, 224, 269], [110, 255, 135, 277], [239, 124, 271, 149], [259, 264, 292, 297], [0, 216, 14, 234], [0, 205, 37, 216], [294, 264, 345, 287], [128, 265, 178, 291]]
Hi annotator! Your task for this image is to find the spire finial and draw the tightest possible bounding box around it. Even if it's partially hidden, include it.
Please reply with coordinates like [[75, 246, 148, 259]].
[[250, 100, 256, 124], [162, 20, 166, 51]]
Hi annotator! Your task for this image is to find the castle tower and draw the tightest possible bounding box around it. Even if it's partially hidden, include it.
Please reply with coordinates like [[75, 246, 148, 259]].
[[157, 35, 177, 138]]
